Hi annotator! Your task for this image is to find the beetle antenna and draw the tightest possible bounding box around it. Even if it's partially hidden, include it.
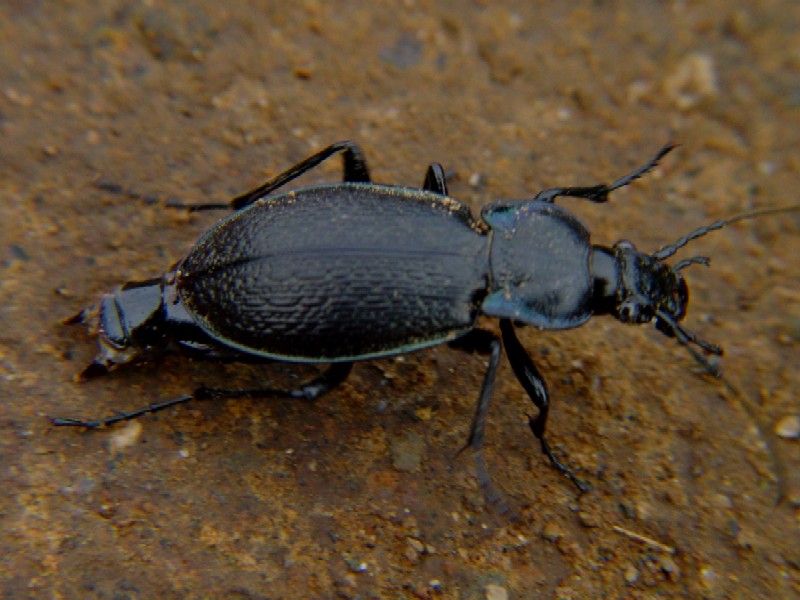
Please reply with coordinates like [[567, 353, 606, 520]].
[[653, 205, 800, 260], [655, 310, 723, 377], [674, 256, 710, 271]]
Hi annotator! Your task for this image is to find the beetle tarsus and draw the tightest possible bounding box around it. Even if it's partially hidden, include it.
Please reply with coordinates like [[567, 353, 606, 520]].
[[656, 310, 724, 377], [473, 451, 515, 515], [533, 419, 590, 493], [49, 416, 101, 428]]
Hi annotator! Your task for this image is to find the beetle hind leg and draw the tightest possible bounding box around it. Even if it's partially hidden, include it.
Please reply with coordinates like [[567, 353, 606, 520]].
[[112, 142, 374, 212], [230, 141, 371, 210], [50, 363, 353, 428]]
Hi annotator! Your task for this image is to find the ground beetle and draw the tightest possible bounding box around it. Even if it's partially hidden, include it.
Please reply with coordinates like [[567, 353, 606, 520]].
[[54, 141, 799, 493]]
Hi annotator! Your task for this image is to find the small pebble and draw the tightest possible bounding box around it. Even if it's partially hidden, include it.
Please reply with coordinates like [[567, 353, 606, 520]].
[[577, 510, 600, 528], [468, 172, 485, 188], [343, 556, 367, 573], [775, 415, 800, 439], [660, 555, 680, 580], [700, 566, 720, 594], [485, 584, 508, 600], [407, 537, 425, 554], [109, 421, 142, 450], [623, 564, 639, 584], [542, 522, 564, 542], [663, 52, 719, 109]]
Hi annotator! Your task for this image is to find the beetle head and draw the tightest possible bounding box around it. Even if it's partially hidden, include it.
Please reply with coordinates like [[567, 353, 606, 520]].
[[65, 279, 167, 379], [591, 204, 800, 376], [592, 238, 721, 376], [613, 240, 690, 325]]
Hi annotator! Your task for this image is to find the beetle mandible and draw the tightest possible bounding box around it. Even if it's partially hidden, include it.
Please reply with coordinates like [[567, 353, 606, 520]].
[[54, 141, 799, 492]]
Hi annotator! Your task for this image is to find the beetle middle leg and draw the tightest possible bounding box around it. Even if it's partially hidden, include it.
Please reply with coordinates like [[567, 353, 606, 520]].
[[499, 320, 589, 493], [532, 143, 676, 205], [448, 328, 505, 505], [51, 363, 353, 429]]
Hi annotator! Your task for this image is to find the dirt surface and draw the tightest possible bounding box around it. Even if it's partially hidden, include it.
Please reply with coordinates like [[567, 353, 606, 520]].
[[2, 1, 799, 598]]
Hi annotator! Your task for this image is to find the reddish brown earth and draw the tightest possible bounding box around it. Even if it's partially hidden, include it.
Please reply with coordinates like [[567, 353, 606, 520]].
[[2, 2, 799, 598]]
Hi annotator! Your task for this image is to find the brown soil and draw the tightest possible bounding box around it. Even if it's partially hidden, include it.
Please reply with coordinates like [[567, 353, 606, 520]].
[[1, 2, 798, 598]]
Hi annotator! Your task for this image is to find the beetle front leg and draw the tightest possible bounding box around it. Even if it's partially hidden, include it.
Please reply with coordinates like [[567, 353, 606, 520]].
[[499, 320, 589, 492], [450, 329, 502, 453]]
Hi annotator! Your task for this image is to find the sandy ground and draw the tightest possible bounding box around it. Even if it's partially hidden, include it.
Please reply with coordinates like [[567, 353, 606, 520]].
[[1, 1, 799, 598]]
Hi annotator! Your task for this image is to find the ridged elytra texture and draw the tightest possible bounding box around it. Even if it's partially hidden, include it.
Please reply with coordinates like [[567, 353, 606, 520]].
[[177, 184, 490, 361]]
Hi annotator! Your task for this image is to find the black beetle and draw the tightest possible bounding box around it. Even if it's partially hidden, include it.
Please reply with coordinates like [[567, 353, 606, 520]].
[[54, 141, 798, 493]]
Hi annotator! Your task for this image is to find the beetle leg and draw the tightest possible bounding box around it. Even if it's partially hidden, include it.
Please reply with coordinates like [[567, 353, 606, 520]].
[[422, 163, 449, 196], [193, 362, 352, 403], [532, 143, 676, 205], [229, 141, 371, 210], [449, 329, 502, 453], [95, 142, 371, 212], [51, 394, 199, 429], [50, 363, 353, 428], [285, 362, 353, 400], [448, 329, 508, 506], [499, 319, 589, 492]]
